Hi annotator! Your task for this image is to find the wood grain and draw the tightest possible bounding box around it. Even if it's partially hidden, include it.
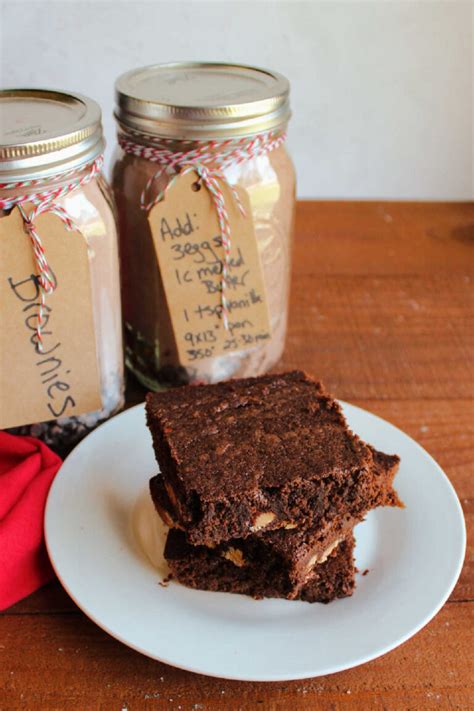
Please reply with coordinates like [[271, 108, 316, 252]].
[[1, 605, 473, 710], [1, 201, 473, 710]]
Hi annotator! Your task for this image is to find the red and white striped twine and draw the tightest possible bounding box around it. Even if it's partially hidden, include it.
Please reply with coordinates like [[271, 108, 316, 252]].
[[0, 155, 104, 352], [118, 130, 286, 330]]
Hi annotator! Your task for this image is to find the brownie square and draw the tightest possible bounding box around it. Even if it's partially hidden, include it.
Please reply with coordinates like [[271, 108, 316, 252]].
[[151, 445, 398, 598], [151, 471, 358, 597], [164, 528, 356, 603], [146, 371, 401, 546]]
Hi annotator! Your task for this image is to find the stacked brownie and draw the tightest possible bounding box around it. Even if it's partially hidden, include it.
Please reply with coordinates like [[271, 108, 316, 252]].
[[146, 371, 401, 603]]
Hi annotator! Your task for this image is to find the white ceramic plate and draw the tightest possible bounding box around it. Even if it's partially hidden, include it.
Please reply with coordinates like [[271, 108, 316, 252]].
[[45, 402, 466, 681]]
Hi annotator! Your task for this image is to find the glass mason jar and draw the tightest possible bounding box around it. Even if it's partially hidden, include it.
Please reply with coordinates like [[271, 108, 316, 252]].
[[112, 62, 295, 389], [0, 89, 124, 456]]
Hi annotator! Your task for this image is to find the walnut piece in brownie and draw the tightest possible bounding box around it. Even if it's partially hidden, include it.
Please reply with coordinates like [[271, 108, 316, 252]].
[[164, 528, 356, 603], [146, 371, 401, 546]]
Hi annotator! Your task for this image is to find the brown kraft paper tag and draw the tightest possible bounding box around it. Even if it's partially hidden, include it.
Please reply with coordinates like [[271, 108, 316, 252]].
[[147, 171, 272, 366], [0, 207, 102, 429]]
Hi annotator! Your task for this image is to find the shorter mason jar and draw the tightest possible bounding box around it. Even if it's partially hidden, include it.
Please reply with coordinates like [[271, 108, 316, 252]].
[[0, 89, 124, 456], [112, 62, 296, 389]]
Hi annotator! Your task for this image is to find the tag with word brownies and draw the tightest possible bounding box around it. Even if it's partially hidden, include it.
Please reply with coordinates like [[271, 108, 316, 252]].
[[0, 207, 102, 429], [147, 170, 272, 366]]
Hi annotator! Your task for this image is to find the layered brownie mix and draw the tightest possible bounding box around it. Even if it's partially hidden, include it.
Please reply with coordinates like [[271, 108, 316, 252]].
[[146, 371, 401, 546], [164, 529, 356, 603], [151, 447, 398, 598]]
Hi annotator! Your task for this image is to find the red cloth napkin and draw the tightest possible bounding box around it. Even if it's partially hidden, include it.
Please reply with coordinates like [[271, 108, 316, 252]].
[[0, 431, 61, 610]]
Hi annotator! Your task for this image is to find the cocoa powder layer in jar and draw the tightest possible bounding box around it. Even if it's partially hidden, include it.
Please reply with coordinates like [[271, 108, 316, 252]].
[[112, 141, 295, 388]]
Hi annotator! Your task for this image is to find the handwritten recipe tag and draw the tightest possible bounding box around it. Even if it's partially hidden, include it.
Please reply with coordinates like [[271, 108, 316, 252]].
[[0, 207, 101, 429], [148, 171, 271, 366]]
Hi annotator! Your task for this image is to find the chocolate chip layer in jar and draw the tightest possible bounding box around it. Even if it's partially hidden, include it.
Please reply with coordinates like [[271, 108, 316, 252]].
[[112, 62, 296, 388], [0, 89, 124, 456]]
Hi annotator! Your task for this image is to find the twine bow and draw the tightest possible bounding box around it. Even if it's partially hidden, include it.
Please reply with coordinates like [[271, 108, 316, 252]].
[[118, 131, 286, 330], [0, 156, 104, 352]]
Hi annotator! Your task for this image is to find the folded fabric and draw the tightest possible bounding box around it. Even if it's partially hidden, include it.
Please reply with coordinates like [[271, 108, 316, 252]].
[[0, 431, 62, 610]]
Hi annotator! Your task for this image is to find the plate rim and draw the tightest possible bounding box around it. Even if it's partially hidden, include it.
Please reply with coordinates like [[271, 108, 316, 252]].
[[44, 400, 467, 681]]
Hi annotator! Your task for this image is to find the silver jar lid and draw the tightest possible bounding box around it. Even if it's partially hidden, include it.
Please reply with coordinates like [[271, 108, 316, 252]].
[[115, 62, 291, 140], [0, 89, 104, 180]]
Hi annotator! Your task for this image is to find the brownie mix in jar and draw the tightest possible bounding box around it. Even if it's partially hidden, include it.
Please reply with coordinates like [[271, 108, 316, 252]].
[[112, 62, 295, 388], [0, 89, 124, 455]]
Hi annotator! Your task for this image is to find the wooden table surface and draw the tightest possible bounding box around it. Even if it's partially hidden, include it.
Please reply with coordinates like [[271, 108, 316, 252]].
[[2, 201, 473, 710]]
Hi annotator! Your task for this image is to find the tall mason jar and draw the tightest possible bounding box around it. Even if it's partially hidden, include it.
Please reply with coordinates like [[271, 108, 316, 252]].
[[112, 62, 296, 389], [0, 89, 124, 456]]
